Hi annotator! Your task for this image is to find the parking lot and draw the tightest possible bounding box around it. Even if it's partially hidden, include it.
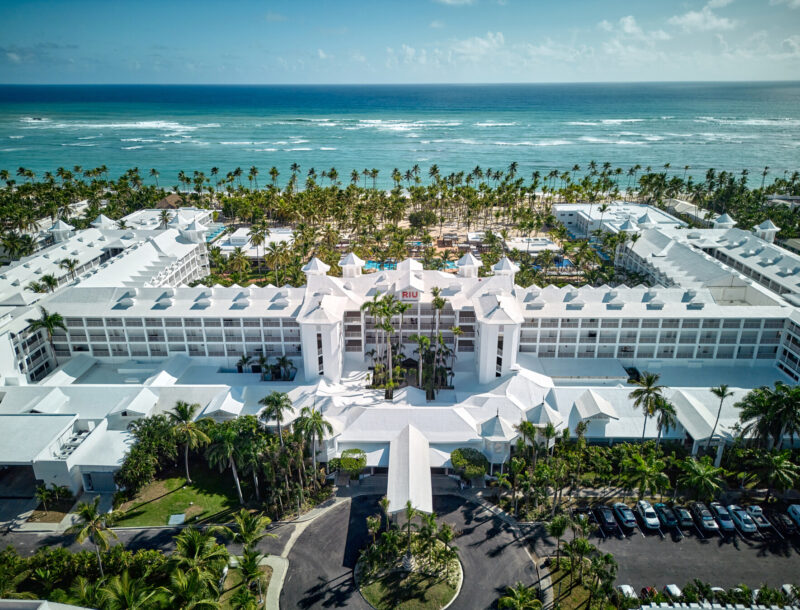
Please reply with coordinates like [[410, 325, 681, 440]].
[[579, 506, 800, 590]]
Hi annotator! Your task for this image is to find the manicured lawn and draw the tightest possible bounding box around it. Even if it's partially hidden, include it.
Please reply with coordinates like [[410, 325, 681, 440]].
[[360, 570, 458, 610], [219, 565, 272, 609], [116, 464, 243, 527], [549, 567, 592, 610]]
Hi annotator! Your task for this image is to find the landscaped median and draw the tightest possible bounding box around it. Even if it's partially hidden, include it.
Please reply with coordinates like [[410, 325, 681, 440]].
[[354, 501, 462, 610]]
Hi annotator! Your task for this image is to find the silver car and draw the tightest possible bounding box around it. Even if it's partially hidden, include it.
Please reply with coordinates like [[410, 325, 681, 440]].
[[636, 500, 660, 529], [728, 504, 757, 533]]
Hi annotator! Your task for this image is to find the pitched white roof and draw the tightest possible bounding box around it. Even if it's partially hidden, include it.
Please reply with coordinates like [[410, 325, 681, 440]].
[[573, 389, 619, 420], [339, 252, 365, 267], [49, 219, 74, 231], [757, 219, 779, 231], [302, 257, 330, 273], [91, 214, 116, 229], [527, 402, 564, 428], [387, 424, 433, 514], [457, 252, 483, 267], [493, 257, 520, 273], [480, 414, 517, 441]]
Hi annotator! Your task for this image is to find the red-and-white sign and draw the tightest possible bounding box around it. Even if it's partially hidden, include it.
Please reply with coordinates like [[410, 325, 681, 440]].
[[400, 290, 419, 301]]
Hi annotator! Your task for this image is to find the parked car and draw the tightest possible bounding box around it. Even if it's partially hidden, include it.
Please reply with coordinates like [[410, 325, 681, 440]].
[[746, 505, 771, 529], [690, 502, 720, 532], [637, 500, 660, 529], [594, 505, 620, 535], [710, 502, 735, 533], [766, 509, 797, 536], [788, 505, 800, 527], [654, 503, 678, 528], [613, 502, 637, 529], [663, 584, 683, 600], [728, 504, 758, 534], [673, 505, 694, 529], [640, 586, 658, 601], [618, 585, 638, 600]]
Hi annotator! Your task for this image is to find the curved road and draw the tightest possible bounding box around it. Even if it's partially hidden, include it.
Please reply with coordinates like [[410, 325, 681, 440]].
[[281, 494, 537, 609]]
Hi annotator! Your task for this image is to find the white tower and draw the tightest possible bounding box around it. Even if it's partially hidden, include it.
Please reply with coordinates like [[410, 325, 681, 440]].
[[753, 219, 779, 243], [339, 252, 365, 278], [456, 252, 482, 278]]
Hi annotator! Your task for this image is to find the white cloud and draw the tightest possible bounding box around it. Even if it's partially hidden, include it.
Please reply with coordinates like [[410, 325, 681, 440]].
[[450, 31, 505, 61], [6, 52, 21, 64], [598, 16, 671, 42], [770, 0, 800, 7], [669, 3, 737, 32], [429, 20, 445, 28], [317, 49, 330, 60]]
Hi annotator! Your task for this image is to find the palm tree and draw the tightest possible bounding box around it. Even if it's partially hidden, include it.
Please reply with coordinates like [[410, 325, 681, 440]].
[[296, 405, 333, 487], [173, 526, 230, 576], [677, 457, 725, 501], [547, 514, 570, 566], [236, 353, 251, 374], [706, 384, 734, 451], [749, 451, 800, 501], [628, 371, 664, 442], [68, 576, 104, 608], [164, 568, 220, 609], [26, 306, 67, 365], [100, 571, 161, 610], [168, 401, 210, 484], [653, 396, 677, 446], [498, 582, 542, 609], [409, 333, 430, 387], [222, 508, 275, 550], [66, 497, 119, 577], [258, 391, 293, 446], [737, 387, 776, 449], [205, 424, 245, 505], [622, 453, 669, 500], [59, 257, 80, 280]]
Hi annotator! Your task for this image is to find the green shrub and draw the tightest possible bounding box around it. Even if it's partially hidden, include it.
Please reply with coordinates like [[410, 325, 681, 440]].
[[450, 447, 488, 480]]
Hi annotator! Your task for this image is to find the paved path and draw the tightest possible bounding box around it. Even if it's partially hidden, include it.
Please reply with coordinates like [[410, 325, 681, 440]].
[[280, 494, 537, 610]]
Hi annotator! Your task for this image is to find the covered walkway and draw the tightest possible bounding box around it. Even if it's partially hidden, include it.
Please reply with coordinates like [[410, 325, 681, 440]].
[[386, 424, 433, 514]]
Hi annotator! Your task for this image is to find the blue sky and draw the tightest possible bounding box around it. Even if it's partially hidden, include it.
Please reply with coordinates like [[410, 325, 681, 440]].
[[1, 0, 799, 83]]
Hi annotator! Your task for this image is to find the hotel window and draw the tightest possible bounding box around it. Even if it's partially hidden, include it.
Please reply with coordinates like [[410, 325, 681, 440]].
[[621, 319, 639, 328], [317, 333, 324, 375], [601, 319, 619, 328], [743, 319, 762, 329], [682, 319, 700, 329], [145, 318, 163, 327], [125, 318, 143, 327]]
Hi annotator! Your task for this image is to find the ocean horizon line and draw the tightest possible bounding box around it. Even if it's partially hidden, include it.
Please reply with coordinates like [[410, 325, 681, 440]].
[[2, 79, 800, 88]]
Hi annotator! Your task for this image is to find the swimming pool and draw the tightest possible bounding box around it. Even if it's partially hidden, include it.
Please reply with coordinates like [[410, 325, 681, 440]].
[[205, 224, 226, 242], [365, 260, 397, 270]]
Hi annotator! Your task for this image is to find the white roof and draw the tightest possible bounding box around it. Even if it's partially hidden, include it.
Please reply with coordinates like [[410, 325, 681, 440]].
[[480, 414, 517, 441], [757, 219, 779, 231], [302, 257, 330, 274], [339, 252, 365, 267], [573, 389, 619, 420], [49, 219, 74, 231], [90, 214, 116, 229], [0, 414, 75, 463], [387, 424, 433, 514], [457, 252, 483, 267], [493, 257, 520, 273], [527, 402, 564, 428]]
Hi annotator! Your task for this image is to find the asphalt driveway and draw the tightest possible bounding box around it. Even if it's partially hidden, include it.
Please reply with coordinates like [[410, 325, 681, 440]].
[[281, 494, 537, 610]]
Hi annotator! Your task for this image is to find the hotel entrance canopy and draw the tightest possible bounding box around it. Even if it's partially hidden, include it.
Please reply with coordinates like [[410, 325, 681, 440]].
[[387, 424, 433, 514]]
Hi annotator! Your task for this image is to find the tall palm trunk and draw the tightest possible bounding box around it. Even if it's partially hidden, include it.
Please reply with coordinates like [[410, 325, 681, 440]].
[[184, 444, 192, 484], [312, 437, 318, 489], [229, 456, 244, 505], [252, 469, 260, 501]]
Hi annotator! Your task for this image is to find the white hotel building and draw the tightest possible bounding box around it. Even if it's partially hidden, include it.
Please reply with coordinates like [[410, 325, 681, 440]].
[[0, 206, 798, 510]]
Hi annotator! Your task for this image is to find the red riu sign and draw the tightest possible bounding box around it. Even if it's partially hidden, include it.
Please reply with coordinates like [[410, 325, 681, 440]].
[[401, 291, 419, 300]]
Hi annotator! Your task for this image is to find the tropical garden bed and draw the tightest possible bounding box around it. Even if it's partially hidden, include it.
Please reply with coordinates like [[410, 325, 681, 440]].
[[356, 502, 461, 610], [219, 565, 273, 610]]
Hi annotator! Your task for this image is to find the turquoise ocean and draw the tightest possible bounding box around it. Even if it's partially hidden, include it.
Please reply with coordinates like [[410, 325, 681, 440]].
[[0, 82, 798, 188]]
